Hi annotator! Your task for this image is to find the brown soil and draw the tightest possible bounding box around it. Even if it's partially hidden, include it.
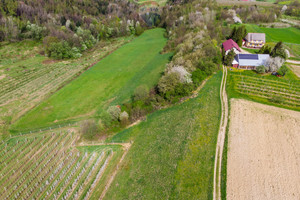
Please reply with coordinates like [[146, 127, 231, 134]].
[[227, 99, 300, 200], [289, 65, 300, 78], [0, 74, 6, 80]]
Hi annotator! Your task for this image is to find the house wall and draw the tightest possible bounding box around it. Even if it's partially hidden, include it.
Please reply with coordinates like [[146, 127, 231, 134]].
[[239, 65, 256, 70], [244, 41, 264, 48], [225, 47, 240, 55]]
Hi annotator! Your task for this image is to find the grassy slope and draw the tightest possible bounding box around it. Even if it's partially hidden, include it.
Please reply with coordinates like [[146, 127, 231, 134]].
[[238, 24, 300, 44], [11, 28, 171, 132], [235, 24, 300, 57], [104, 72, 222, 200]]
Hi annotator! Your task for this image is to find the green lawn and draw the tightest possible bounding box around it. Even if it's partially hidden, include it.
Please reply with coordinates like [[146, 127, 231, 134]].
[[236, 24, 300, 44], [11, 28, 171, 132], [104, 72, 222, 199], [234, 24, 300, 57]]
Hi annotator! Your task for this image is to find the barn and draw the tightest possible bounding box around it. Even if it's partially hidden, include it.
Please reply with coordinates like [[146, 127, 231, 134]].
[[232, 54, 270, 70]]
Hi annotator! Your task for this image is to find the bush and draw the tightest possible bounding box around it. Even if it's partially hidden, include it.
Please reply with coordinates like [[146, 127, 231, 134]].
[[277, 65, 288, 76], [199, 61, 219, 76], [224, 49, 236, 66], [107, 106, 121, 121], [135, 23, 144, 36], [256, 65, 266, 74], [192, 69, 207, 86], [120, 111, 129, 126], [134, 85, 149, 101], [158, 72, 181, 94], [80, 120, 98, 140], [269, 96, 284, 104]]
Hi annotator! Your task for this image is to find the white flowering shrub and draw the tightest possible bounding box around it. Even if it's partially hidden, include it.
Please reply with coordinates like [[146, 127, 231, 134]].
[[170, 66, 192, 83]]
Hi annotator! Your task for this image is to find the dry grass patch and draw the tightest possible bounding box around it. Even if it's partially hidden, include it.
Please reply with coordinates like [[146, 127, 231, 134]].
[[227, 99, 300, 200]]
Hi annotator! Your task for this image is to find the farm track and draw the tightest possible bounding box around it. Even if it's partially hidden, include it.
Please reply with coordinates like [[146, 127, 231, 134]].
[[213, 66, 228, 200]]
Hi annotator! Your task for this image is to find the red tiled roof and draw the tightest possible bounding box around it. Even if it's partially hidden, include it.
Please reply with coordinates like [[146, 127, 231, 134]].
[[222, 39, 241, 52]]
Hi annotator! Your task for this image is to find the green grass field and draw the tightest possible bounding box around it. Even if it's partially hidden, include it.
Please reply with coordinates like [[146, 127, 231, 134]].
[[10, 28, 171, 133], [236, 24, 300, 44], [104, 72, 222, 199], [235, 24, 300, 57]]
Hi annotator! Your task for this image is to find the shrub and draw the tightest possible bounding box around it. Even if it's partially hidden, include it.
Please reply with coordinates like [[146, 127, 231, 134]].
[[134, 85, 149, 101], [256, 65, 266, 74], [270, 41, 287, 59], [277, 65, 288, 76], [199, 61, 219, 76], [258, 45, 272, 54], [265, 57, 285, 72], [158, 72, 181, 94], [174, 83, 194, 97], [107, 106, 121, 121], [269, 96, 284, 104], [170, 66, 192, 83], [120, 111, 129, 126], [192, 69, 207, 86], [80, 120, 98, 140], [135, 23, 144, 36], [224, 49, 236, 67]]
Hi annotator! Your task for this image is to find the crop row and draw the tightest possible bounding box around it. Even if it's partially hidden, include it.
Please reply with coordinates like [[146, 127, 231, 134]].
[[237, 85, 300, 106], [237, 83, 300, 101], [0, 130, 115, 200]]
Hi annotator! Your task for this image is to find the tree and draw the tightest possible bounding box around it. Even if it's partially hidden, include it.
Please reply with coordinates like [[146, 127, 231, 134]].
[[135, 22, 144, 36], [169, 66, 192, 83], [277, 65, 288, 76], [229, 25, 247, 46], [265, 57, 285, 72], [224, 49, 236, 66], [192, 69, 207, 86], [119, 111, 129, 126], [107, 106, 121, 121], [80, 120, 98, 140], [134, 85, 149, 101], [157, 72, 181, 94], [270, 41, 287, 59], [256, 65, 266, 74], [258, 45, 272, 54]]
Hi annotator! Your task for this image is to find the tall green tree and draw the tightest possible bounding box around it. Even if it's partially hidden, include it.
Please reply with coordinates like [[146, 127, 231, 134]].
[[224, 49, 236, 66], [270, 41, 287, 59]]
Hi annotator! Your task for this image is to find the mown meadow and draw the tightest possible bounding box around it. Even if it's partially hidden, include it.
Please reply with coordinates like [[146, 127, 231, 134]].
[[233, 24, 300, 58], [104, 71, 222, 199], [10, 28, 171, 133]]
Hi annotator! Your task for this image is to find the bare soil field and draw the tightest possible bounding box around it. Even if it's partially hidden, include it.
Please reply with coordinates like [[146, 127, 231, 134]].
[[227, 99, 300, 200]]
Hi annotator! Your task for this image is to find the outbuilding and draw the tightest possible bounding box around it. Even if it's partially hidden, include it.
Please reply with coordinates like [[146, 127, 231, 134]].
[[232, 54, 270, 70]]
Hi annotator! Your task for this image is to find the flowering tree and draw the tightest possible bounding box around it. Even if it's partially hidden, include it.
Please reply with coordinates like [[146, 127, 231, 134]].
[[169, 66, 192, 83], [265, 57, 285, 72]]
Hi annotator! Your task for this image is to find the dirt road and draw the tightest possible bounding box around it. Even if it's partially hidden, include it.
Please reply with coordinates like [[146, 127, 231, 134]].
[[213, 65, 228, 200], [227, 99, 300, 200]]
